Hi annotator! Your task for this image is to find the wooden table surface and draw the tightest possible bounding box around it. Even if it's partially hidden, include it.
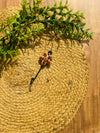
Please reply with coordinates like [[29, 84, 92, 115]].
[[0, 0, 100, 133]]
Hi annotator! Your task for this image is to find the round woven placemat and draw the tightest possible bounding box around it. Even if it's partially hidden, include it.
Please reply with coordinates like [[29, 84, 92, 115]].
[[0, 8, 89, 133]]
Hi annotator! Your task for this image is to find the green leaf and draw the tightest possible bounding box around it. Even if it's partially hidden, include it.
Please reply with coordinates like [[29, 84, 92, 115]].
[[65, 0, 68, 5], [37, 0, 42, 5], [80, 12, 85, 19], [7, 17, 11, 23], [75, 25, 80, 32], [71, 14, 75, 18], [60, 0, 62, 6], [64, 0, 69, 11], [90, 34, 93, 39], [62, 29, 66, 34], [81, 29, 85, 35], [66, 16, 71, 22], [5, 30, 10, 35], [28, 27, 31, 33], [70, 33, 73, 38], [4, 53, 7, 60], [68, 9, 73, 14], [34, 5, 39, 9], [26, 14, 32, 19], [90, 32, 94, 35], [70, 22, 75, 31], [50, 6, 57, 11], [54, 2, 57, 7], [80, 23, 86, 27], [39, 8, 44, 14], [47, 5, 50, 9], [33, 0, 36, 6], [1, 21, 4, 28], [9, 53, 13, 59], [85, 28, 91, 31], [28, 3, 32, 11], [75, 11, 80, 15]]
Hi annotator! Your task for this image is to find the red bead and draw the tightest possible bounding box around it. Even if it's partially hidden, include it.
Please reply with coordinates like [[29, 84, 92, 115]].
[[43, 61, 46, 65], [48, 56, 52, 59], [47, 60, 50, 64], [44, 53, 47, 57], [40, 57, 43, 60]]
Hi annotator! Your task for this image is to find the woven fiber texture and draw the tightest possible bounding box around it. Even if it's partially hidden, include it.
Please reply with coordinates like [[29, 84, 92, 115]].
[[0, 8, 89, 133]]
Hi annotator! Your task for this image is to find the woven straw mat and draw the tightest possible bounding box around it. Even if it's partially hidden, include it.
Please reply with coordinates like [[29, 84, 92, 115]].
[[0, 7, 89, 133]]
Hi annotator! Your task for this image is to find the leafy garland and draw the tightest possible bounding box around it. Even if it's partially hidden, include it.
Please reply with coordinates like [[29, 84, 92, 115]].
[[0, 0, 93, 60]]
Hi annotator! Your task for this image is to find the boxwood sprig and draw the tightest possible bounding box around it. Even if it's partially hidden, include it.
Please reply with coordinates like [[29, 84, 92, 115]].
[[0, 0, 93, 60]]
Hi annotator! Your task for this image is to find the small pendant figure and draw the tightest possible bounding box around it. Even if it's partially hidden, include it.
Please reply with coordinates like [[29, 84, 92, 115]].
[[29, 51, 52, 92]]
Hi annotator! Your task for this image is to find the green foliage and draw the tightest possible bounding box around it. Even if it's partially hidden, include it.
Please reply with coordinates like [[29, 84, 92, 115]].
[[0, 0, 93, 60]]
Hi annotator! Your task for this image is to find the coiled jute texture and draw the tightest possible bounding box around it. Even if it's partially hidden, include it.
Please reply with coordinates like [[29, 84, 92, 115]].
[[0, 8, 89, 133]]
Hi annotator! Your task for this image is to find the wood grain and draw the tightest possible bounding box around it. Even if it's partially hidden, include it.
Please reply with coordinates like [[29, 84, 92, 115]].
[[0, 0, 100, 133]]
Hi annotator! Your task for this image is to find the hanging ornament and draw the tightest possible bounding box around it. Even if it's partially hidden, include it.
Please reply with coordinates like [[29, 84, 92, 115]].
[[29, 51, 52, 92], [39, 51, 52, 66]]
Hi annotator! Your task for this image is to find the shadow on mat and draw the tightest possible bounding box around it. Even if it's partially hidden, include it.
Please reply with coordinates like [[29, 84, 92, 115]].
[[0, 31, 89, 78], [0, 57, 18, 78]]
